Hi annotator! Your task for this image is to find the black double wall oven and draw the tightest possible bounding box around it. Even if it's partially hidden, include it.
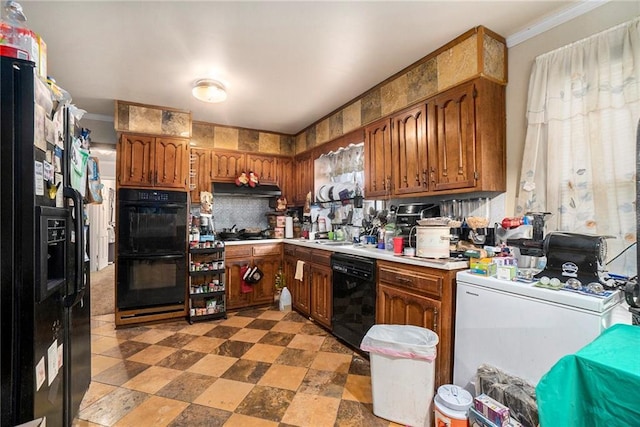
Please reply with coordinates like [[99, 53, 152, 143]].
[[117, 189, 188, 311]]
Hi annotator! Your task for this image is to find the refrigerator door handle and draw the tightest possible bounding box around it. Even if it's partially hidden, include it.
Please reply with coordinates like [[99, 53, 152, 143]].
[[64, 187, 85, 306]]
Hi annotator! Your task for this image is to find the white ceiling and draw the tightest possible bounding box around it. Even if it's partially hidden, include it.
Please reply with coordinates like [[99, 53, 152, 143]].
[[21, 0, 591, 135]]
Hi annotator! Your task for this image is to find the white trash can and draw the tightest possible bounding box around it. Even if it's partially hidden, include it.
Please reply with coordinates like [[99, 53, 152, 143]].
[[360, 324, 439, 427]]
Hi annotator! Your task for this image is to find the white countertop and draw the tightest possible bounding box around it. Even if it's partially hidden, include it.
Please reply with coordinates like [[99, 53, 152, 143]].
[[225, 238, 468, 270]]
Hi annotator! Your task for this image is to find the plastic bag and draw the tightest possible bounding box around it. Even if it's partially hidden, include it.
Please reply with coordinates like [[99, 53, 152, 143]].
[[279, 287, 292, 312], [360, 324, 438, 361]]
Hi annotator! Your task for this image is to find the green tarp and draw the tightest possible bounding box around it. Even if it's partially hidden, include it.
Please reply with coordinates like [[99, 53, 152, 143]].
[[536, 324, 640, 427]]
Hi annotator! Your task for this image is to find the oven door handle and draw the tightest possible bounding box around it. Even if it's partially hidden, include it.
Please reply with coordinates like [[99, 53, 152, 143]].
[[120, 202, 186, 209], [117, 253, 185, 260]]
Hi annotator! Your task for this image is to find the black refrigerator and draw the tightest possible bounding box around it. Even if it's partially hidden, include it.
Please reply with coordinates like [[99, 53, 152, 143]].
[[0, 56, 91, 426]]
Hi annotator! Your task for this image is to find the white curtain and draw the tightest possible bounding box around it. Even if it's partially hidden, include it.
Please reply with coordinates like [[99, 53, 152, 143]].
[[516, 17, 640, 274]]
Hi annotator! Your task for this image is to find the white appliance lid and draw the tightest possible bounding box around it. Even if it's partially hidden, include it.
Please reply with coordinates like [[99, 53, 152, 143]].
[[456, 271, 621, 312]]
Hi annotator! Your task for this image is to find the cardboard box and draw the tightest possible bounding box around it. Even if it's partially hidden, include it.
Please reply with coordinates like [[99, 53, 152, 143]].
[[470, 260, 497, 276], [474, 394, 510, 426], [469, 407, 499, 427], [497, 265, 517, 280]]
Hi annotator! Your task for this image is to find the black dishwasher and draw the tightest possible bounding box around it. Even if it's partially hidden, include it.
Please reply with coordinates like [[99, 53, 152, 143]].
[[331, 253, 376, 350]]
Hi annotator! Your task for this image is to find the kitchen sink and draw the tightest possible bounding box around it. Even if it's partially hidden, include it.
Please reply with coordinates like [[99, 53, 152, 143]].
[[314, 240, 354, 246]]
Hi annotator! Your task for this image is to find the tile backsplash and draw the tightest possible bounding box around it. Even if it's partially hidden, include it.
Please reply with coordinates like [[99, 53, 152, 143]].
[[211, 196, 270, 231]]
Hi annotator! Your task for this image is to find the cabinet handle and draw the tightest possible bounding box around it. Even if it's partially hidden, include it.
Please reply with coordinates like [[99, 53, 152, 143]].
[[433, 307, 439, 331], [404, 175, 408, 185], [396, 276, 412, 284], [430, 166, 436, 184], [422, 170, 428, 186], [465, 291, 479, 297]]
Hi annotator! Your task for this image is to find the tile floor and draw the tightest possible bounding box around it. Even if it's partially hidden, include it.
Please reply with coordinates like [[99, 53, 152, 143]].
[[75, 308, 404, 427]]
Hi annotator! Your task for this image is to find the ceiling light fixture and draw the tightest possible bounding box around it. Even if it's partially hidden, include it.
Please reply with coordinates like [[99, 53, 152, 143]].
[[192, 79, 227, 103]]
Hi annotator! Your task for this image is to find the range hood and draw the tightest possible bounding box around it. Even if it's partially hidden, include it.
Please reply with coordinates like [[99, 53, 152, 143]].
[[212, 182, 282, 197]]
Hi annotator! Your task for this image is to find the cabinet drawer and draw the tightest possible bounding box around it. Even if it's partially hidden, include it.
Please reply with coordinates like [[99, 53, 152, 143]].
[[311, 249, 331, 266], [252, 244, 282, 257], [378, 262, 443, 298], [295, 247, 312, 262], [284, 244, 296, 257], [225, 245, 252, 258]]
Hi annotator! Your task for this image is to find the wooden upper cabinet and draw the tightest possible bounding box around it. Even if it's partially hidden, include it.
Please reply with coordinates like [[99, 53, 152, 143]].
[[293, 151, 314, 206], [246, 154, 279, 184], [392, 105, 429, 196], [364, 118, 392, 198], [118, 134, 155, 187], [189, 148, 214, 203], [429, 81, 478, 192], [118, 133, 188, 189], [154, 137, 189, 189], [212, 150, 245, 182], [278, 156, 295, 204]]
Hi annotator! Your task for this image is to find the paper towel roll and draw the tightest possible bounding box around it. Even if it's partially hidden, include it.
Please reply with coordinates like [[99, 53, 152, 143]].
[[285, 216, 294, 238]]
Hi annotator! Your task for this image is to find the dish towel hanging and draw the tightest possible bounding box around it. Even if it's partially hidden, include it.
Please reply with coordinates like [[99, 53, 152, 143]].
[[240, 265, 253, 293], [294, 260, 305, 281]]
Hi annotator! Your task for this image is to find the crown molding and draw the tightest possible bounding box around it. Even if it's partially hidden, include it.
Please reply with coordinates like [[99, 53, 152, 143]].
[[506, 0, 610, 48]]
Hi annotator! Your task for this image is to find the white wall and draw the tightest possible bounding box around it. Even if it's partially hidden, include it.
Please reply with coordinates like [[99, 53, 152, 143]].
[[504, 1, 640, 216]]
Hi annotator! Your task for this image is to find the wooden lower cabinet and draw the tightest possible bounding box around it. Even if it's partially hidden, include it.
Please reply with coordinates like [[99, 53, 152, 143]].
[[376, 260, 459, 388], [309, 263, 332, 329], [284, 244, 331, 328], [225, 244, 281, 310], [377, 284, 441, 335]]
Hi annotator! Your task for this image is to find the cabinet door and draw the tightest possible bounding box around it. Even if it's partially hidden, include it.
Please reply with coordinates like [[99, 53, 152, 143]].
[[246, 154, 279, 184], [392, 105, 429, 195], [376, 283, 441, 334], [155, 137, 189, 189], [285, 255, 310, 316], [251, 255, 279, 306], [212, 150, 245, 182], [278, 157, 295, 204], [293, 152, 314, 205], [364, 118, 392, 198], [225, 258, 252, 310], [429, 82, 477, 192], [118, 134, 155, 187], [190, 148, 213, 203], [310, 264, 332, 329]]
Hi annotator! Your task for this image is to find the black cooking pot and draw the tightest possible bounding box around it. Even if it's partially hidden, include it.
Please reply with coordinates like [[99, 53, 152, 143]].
[[218, 225, 240, 240]]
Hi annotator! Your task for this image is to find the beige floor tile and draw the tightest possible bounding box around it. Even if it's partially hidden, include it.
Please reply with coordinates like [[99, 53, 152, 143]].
[[342, 374, 373, 403], [258, 310, 287, 321], [91, 324, 117, 338], [91, 355, 121, 376], [281, 393, 341, 427], [79, 382, 117, 410], [241, 343, 284, 363], [179, 322, 217, 336], [223, 413, 279, 427], [129, 329, 175, 344], [230, 328, 269, 343], [193, 378, 254, 411], [112, 395, 189, 427], [126, 345, 177, 365], [187, 354, 237, 377], [310, 351, 352, 374], [220, 316, 253, 328], [92, 313, 115, 323], [182, 335, 225, 353], [270, 320, 305, 334], [258, 364, 307, 391], [91, 336, 122, 354], [287, 334, 325, 351], [122, 366, 182, 394], [72, 420, 103, 427]]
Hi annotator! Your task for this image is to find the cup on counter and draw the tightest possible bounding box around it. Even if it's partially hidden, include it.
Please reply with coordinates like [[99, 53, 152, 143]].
[[393, 237, 404, 254], [404, 247, 416, 257], [309, 231, 316, 240]]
